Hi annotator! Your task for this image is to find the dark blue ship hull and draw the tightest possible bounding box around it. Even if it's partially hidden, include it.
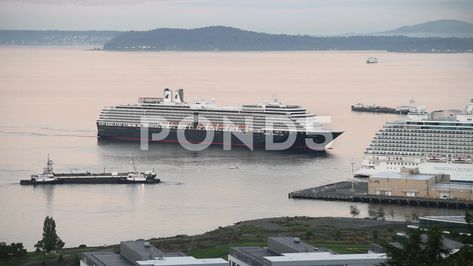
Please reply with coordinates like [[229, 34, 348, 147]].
[[97, 124, 343, 152]]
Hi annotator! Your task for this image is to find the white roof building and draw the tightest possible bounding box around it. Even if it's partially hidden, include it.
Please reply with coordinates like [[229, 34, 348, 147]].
[[263, 252, 386, 266], [137, 256, 227, 266]]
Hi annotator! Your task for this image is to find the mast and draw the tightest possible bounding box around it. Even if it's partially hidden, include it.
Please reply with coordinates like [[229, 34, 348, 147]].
[[43, 153, 54, 174], [130, 153, 137, 172]]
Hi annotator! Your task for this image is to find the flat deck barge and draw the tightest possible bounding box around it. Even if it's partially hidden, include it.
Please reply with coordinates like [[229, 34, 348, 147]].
[[20, 155, 160, 185], [289, 181, 473, 209], [20, 176, 160, 185]]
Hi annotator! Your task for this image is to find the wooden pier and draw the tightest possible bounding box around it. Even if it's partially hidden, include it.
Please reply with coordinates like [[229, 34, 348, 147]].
[[289, 181, 473, 210]]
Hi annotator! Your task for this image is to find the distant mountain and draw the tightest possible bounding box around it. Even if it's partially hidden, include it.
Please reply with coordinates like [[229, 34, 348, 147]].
[[378, 19, 473, 37], [103, 26, 473, 52], [0, 30, 121, 46]]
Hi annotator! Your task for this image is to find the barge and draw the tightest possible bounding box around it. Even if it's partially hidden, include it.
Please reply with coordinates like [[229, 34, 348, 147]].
[[20, 155, 160, 185], [351, 103, 410, 114]]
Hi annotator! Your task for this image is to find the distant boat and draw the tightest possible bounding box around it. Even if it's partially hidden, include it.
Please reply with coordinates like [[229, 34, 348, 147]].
[[366, 57, 378, 64], [351, 103, 409, 114]]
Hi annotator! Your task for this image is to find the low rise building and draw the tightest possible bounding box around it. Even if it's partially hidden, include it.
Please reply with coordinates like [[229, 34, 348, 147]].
[[368, 168, 473, 200], [228, 237, 386, 266], [81, 240, 226, 266], [419, 215, 470, 233]]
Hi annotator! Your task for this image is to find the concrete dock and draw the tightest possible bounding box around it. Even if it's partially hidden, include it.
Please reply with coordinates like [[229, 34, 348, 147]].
[[289, 181, 473, 209]]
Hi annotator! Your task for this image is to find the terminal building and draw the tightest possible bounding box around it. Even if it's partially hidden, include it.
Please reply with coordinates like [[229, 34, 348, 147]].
[[228, 237, 386, 266], [80, 240, 227, 266], [368, 168, 473, 201]]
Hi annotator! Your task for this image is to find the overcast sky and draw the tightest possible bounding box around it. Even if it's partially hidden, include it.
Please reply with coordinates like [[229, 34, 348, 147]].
[[0, 0, 472, 34]]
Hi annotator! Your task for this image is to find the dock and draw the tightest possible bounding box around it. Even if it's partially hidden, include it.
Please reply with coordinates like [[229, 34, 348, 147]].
[[289, 181, 473, 209]]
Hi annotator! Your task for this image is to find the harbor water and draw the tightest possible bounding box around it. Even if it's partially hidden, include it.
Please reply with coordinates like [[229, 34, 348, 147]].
[[0, 47, 472, 249]]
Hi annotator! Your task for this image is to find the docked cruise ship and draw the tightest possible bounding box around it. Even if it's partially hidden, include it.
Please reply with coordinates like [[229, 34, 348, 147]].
[[97, 89, 343, 152], [355, 99, 473, 182]]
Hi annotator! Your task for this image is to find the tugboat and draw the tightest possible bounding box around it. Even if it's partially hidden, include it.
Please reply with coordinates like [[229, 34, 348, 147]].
[[366, 57, 378, 64], [20, 155, 160, 185]]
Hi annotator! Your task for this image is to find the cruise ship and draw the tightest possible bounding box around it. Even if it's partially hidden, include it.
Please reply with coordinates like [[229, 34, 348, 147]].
[[97, 89, 343, 152], [355, 99, 473, 182]]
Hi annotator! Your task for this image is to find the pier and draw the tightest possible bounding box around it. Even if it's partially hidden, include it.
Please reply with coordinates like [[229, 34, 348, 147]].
[[289, 181, 473, 210]]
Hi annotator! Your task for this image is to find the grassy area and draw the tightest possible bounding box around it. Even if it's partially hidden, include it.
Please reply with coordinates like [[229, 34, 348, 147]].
[[1, 217, 407, 265]]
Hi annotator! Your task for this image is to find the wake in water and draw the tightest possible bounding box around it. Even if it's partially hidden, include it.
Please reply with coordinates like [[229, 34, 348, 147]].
[[0, 126, 95, 138]]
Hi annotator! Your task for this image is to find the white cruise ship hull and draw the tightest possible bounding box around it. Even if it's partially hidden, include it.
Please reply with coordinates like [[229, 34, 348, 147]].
[[355, 161, 473, 182]]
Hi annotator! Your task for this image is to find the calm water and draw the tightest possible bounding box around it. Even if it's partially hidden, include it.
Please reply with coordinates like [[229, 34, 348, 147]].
[[0, 47, 472, 249]]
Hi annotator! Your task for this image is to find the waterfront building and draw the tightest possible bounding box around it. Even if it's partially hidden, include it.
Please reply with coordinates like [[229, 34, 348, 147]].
[[368, 168, 473, 201]]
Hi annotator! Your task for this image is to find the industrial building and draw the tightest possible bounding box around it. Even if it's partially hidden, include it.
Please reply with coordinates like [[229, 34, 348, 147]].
[[80, 240, 227, 266], [228, 237, 386, 266], [368, 168, 473, 201]]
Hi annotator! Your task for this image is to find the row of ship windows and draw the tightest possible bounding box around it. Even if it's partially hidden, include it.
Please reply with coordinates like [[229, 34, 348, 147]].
[[110, 106, 309, 116], [386, 122, 473, 127], [99, 112, 302, 121], [370, 144, 473, 149], [369, 145, 472, 150], [98, 122, 305, 131], [367, 160, 418, 166], [381, 128, 473, 133], [99, 114, 296, 123], [372, 140, 473, 145], [374, 137, 472, 142], [377, 132, 473, 137], [98, 117, 306, 127], [374, 135, 473, 140], [97, 119, 306, 129]]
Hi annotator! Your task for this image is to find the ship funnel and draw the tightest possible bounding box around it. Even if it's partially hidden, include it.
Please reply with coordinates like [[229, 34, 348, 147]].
[[163, 88, 172, 102], [174, 89, 184, 103]]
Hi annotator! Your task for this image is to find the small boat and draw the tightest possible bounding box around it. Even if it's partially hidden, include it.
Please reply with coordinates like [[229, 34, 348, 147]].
[[20, 155, 160, 185], [366, 57, 378, 64]]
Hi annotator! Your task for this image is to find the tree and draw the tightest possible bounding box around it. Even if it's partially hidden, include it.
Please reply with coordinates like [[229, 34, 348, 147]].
[[449, 211, 473, 264], [381, 227, 451, 266], [349, 205, 360, 218], [368, 209, 377, 220], [382, 228, 424, 265], [35, 216, 65, 252], [424, 227, 449, 265], [377, 208, 385, 221], [0, 242, 27, 259]]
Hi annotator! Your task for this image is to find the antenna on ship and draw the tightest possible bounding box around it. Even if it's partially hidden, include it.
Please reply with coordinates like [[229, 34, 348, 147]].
[[130, 153, 137, 173], [45, 153, 54, 174]]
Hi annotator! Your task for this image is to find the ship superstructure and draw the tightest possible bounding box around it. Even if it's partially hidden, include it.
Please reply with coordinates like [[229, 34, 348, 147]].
[[355, 99, 473, 181], [96, 88, 343, 151]]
